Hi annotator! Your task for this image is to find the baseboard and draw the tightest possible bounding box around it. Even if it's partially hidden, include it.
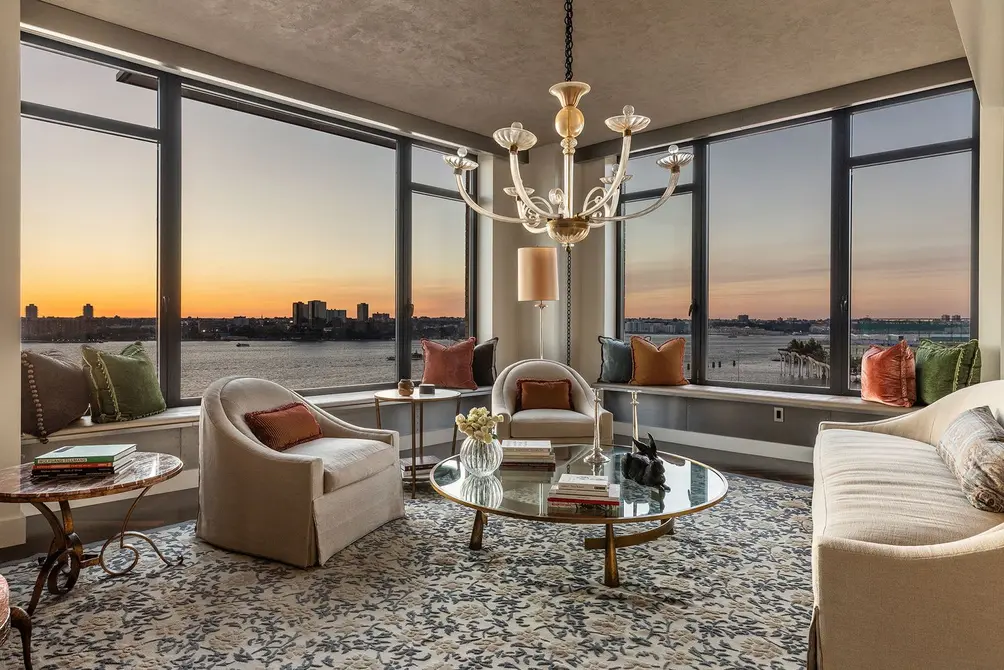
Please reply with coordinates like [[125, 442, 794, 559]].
[[614, 421, 814, 463]]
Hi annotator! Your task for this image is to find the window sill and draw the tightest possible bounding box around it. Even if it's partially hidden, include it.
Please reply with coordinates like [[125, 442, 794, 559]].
[[594, 383, 915, 417], [21, 385, 493, 446]]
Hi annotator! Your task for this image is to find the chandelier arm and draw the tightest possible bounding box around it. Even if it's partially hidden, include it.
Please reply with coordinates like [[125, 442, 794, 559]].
[[454, 173, 529, 224], [587, 170, 680, 223], [508, 152, 553, 218], [576, 134, 633, 218], [580, 185, 607, 213], [529, 196, 555, 216]]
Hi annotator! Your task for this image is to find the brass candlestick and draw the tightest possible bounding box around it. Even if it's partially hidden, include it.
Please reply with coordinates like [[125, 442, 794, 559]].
[[631, 391, 640, 451], [584, 388, 609, 465]]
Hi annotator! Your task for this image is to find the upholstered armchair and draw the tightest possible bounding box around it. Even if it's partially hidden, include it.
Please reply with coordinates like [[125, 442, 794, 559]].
[[0, 575, 30, 669], [493, 360, 613, 445], [198, 376, 405, 568]]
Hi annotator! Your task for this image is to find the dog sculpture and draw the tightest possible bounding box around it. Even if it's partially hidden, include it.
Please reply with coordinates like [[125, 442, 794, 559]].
[[623, 433, 667, 488]]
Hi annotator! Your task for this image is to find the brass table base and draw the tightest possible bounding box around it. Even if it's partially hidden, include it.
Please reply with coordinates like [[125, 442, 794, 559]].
[[27, 485, 182, 615], [583, 519, 676, 587], [467, 512, 676, 588]]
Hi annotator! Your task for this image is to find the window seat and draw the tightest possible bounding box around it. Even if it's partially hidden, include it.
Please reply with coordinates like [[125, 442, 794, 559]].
[[595, 383, 915, 417], [21, 385, 493, 446]]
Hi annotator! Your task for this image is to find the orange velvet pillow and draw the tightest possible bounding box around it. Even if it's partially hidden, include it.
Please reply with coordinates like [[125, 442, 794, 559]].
[[516, 378, 573, 411], [629, 336, 689, 386], [244, 402, 322, 451], [861, 340, 916, 407], [421, 338, 477, 390]]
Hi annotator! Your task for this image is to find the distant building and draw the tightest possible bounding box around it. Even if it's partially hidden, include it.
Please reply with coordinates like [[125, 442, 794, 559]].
[[941, 314, 951, 321], [373, 312, 390, 322], [357, 302, 369, 322], [25, 304, 38, 319], [307, 300, 327, 324], [951, 314, 962, 321], [292, 301, 309, 325], [82, 304, 94, 319], [326, 308, 347, 322], [738, 314, 750, 324]]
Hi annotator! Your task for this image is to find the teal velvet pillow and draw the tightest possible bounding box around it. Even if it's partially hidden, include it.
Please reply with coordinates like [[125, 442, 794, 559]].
[[598, 336, 633, 383], [915, 339, 981, 405], [81, 342, 166, 423]]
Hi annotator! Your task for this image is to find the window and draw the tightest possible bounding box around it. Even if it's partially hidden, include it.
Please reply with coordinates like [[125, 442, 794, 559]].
[[707, 121, 831, 387], [410, 146, 473, 379], [20, 49, 159, 371], [622, 194, 693, 374], [619, 84, 977, 395], [19, 35, 477, 405], [180, 95, 397, 397]]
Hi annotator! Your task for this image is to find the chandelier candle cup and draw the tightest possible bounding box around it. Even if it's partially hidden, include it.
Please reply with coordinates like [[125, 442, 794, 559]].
[[455, 407, 505, 476], [441, 0, 693, 247]]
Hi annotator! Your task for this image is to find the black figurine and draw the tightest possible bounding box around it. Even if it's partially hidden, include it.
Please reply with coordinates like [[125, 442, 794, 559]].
[[623, 433, 667, 488]]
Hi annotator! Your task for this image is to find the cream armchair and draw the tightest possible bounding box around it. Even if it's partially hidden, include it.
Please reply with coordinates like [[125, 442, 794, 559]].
[[493, 360, 613, 445], [810, 380, 1004, 670], [198, 376, 405, 568]]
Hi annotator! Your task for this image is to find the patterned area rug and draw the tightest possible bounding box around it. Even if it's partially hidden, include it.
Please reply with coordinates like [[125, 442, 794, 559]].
[[0, 475, 812, 669]]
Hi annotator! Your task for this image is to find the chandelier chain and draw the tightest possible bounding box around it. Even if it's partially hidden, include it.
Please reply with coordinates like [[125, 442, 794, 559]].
[[563, 0, 573, 82]]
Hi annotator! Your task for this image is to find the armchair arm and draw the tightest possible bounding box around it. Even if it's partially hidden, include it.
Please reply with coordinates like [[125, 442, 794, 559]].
[[308, 404, 399, 448], [813, 529, 1004, 668]]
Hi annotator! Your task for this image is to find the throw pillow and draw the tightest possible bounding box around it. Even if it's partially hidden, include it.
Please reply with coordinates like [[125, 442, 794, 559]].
[[421, 338, 477, 390], [915, 339, 981, 405], [936, 406, 1004, 512], [20, 350, 90, 441], [516, 378, 573, 412], [244, 402, 323, 451], [629, 336, 688, 386], [472, 337, 499, 387], [81, 342, 166, 423], [598, 336, 633, 383], [860, 340, 916, 408]]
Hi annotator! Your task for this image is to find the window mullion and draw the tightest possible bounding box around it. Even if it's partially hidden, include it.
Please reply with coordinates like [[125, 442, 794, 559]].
[[158, 74, 183, 406], [396, 139, 413, 381], [830, 111, 851, 395], [692, 140, 709, 385]]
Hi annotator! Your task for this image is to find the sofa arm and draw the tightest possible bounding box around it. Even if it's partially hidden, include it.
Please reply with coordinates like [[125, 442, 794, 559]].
[[493, 403, 512, 440], [814, 530, 1004, 668], [818, 405, 936, 444]]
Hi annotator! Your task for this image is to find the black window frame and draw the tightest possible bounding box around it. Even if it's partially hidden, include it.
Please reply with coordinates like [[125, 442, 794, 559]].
[[618, 82, 979, 396], [18, 32, 478, 405]]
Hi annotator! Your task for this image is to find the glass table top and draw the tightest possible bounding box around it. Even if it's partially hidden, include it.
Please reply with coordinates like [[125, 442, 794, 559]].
[[430, 445, 729, 524]]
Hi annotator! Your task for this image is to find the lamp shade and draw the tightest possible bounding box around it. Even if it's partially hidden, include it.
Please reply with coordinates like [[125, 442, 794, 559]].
[[518, 246, 559, 302]]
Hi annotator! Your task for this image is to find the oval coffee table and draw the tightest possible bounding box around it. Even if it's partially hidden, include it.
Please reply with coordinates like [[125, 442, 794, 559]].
[[0, 452, 184, 613], [430, 444, 728, 587]]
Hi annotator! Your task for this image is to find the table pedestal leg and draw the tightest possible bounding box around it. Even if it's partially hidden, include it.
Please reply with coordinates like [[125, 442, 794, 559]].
[[410, 403, 418, 499], [603, 524, 619, 588], [98, 486, 183, 576], [469, 510, 486, 551]]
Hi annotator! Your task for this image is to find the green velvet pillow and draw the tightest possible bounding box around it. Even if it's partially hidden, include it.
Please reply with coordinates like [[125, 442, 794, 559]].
[[81, 342, 166, 423], [915, 339, 981, 405]]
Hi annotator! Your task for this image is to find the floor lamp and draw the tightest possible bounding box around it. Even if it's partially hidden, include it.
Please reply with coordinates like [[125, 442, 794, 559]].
[[518, 247, 559, 359]]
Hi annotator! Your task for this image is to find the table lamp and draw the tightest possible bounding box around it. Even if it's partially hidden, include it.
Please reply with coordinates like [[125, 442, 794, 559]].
[[517, 246, 559, 359]]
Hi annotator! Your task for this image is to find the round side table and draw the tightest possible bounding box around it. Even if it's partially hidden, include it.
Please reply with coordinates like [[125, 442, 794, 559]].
[[374, 389, 462, 498], [0, 452, 184, 614]]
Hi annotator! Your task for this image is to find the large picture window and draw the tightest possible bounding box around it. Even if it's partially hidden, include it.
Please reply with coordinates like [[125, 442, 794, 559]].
[[620, 84, 977, 395], [19, 34, 476, 404]]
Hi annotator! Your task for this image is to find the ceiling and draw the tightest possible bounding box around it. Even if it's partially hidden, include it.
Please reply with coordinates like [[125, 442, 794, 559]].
[[39, 0, 966, 147]]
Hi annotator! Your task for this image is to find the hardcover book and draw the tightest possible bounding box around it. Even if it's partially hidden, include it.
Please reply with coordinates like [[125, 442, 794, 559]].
[[34, 444, 136, 465]]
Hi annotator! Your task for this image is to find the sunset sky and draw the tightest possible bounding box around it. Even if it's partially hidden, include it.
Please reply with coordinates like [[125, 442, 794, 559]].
[[20, 45, 466, 319], [21, 45, 972, 322]]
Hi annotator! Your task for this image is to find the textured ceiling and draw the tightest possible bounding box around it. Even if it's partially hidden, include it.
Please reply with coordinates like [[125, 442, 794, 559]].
[[39, 0, 965, 146]]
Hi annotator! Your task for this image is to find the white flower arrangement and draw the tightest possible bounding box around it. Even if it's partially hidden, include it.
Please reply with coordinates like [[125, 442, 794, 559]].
[[455, 406, 504, 444]]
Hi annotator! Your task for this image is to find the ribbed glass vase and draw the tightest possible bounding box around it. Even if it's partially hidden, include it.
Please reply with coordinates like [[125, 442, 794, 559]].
[[459, 436, 503, 477]]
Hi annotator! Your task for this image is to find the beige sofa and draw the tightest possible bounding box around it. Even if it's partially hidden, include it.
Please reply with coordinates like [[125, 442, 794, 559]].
[[198, 376, 405, 568], [493, 359, 613, 445], [810, 380, 1004, 669]]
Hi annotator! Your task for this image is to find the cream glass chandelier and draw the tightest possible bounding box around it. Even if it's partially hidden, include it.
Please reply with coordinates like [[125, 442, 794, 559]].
[[444, 0, 693, 247]]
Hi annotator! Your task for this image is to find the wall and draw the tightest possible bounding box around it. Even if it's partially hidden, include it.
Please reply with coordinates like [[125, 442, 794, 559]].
[[0, 0, 24, 547]]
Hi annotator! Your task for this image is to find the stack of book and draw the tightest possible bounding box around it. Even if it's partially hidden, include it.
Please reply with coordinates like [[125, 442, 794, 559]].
[[500, 440, 555, 470], [400, 455, 440, 478], [31, 444, 136, 480], [547, 473, 620, 507]]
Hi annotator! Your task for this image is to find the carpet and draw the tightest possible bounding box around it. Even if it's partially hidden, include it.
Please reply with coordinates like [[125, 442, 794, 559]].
[[0, 474, 813, 669]]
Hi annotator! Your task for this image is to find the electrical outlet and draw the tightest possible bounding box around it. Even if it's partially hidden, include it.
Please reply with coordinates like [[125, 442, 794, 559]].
[[773, 407, 784, 423]]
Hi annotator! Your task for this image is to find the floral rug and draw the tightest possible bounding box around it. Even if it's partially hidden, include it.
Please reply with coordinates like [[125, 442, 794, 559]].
[[0, 475, 813, 669]]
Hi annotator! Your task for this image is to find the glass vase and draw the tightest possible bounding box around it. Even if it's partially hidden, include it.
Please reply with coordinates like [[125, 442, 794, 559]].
[[460, 475, 503, 507], [459, 436, 503, 477]]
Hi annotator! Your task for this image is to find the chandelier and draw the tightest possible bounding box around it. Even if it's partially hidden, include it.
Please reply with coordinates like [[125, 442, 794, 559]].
[[444, 0, 693, 247]]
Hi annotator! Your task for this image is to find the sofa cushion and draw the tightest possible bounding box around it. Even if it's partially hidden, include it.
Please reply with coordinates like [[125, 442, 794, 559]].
[[516, 378, 573, 411], [509, 409, 593, 439], [82, 342, 166, 422], [472, 337, 499, 387], [244, 402, 322, 452], [814, 428, 1004, 546], [20, 349, 90, 441], [285, 437, 397, 493], [936, 406, 1004, 512], [630, 336, 688, 386], [598, 336, 633, 383], [421, 338, 477, 390], [860, 340, 916, 407], [915, 339, 981, 405]]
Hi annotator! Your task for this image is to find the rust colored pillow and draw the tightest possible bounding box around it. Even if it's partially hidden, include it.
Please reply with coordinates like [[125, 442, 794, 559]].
[[861, 340, 916, 407], [244, 402, 322, 451], [630, 336, 689, 386], [516, 378, 573, 412], [421, 338, 477, 390]]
